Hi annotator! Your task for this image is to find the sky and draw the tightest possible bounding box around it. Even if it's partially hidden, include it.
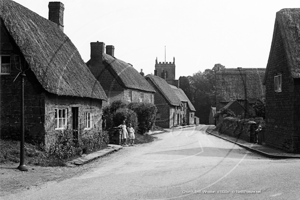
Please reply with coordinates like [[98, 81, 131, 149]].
[[12, 0, 300, 78]]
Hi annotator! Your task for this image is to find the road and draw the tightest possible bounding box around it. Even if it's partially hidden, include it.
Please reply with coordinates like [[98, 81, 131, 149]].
[[4, 125, 300, 200]]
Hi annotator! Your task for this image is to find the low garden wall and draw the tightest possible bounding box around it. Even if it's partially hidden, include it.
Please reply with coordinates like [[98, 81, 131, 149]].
[[217, 117, 265, 143]]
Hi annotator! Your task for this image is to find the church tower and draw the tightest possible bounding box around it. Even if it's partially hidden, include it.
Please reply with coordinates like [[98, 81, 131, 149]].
[[154, 57, 176, 85]]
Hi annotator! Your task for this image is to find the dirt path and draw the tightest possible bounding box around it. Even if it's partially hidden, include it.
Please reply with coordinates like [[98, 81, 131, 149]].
[[0, 158, 100, 197]]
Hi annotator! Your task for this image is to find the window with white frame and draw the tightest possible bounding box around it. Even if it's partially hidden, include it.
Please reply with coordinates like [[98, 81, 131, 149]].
[[139, 92, 144, 102], [127, 90, 132, 102], [1, 55, 11, 74], [84, 112, 92, 129], [55, 108, 68, 129], [274, 74, 282, 92]]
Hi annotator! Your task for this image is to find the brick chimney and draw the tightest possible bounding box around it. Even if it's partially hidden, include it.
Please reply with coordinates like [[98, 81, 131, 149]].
[[140, 69, 144, 76], [90, 42, 105, 61], [48, 2, 64, 31], [106, 45, 115, 57]]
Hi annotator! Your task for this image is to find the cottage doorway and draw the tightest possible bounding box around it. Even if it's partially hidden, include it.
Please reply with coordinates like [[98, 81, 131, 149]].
[[72, 107, 79, 144]]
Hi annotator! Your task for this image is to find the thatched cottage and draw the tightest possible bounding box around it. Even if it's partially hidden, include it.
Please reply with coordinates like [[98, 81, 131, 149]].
[[170, 85, 196, 125], [145, 74, 181, 128], [86, 42, 156, 105], [264, 8, 300, 153], [0, 0, 107, 151]]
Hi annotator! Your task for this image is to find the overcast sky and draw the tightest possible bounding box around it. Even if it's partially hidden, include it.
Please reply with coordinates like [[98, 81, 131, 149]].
[[13, 0, 300, 78]]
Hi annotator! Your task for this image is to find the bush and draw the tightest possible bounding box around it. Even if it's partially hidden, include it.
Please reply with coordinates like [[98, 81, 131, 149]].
[[81, 130, 109, 154], [103, 100, 128, 130], [48, 129, 77, 160], [218, 107, 236, 118], [253, 99, 265, 119], [127, 102, 157, 134], [113, 108, 138, 130]]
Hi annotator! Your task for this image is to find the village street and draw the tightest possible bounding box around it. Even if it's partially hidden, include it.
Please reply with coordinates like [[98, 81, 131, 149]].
[[3, 125, 300, 200]]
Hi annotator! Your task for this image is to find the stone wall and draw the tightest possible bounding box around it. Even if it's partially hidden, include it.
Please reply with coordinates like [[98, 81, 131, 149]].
[[218, 117, 251, 141], [44, 94, 104, 151], [218, 117, 265, 142]]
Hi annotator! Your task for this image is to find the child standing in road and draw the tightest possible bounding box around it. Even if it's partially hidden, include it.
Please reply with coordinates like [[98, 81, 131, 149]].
[[127, 123, 135, 146], [118, 120, 128, 146]]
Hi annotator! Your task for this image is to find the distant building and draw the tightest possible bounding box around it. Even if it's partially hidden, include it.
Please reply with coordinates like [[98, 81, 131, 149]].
[[264, 8, 300, 153], [153, 56, 196, 125], [170, 85, 196, 125], [154, 58, 178, 87], [146, 75, 181, 128], [215, 67, 265, 115]]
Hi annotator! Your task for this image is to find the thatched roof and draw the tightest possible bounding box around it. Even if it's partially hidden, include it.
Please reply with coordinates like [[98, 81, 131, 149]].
[[169, 85, 196, 111], [265, 8, 300, 82], [146, 75, 181, 106], [103, 54, 155, 93], [0, 0, 107, 100]]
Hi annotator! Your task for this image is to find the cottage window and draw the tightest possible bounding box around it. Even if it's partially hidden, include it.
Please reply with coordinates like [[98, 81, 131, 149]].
[[55, 108, 68, 129], [274, 74, 282, 92], [156, 112, 161, 120], [0, 55, 11, 75], [84, 112, 92, 129], [127, 90, 132, 102], [139, 92, 144, 102]]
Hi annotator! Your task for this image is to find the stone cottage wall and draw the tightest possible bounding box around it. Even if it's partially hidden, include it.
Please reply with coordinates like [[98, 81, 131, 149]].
[[265, 25, 295, 152], [44, 94, 104, 151]]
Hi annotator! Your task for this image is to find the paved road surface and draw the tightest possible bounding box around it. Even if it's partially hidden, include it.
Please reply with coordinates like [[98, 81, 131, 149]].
[[4, 125, 300, 200]]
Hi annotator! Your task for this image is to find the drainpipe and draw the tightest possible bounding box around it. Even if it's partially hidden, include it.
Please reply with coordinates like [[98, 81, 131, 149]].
[[18, 68, 28, 171]]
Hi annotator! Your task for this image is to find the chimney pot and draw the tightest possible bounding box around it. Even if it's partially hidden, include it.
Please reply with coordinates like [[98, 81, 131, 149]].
[[49, 2, 64, 31], [106, 45, 115, 57]]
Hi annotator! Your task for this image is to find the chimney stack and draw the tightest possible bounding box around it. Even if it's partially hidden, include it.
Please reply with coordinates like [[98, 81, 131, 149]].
[[140, 69, 144, 76], [106, 45, 115, 57], [91, 42, 105, 61], [48, 2, 64, 31]]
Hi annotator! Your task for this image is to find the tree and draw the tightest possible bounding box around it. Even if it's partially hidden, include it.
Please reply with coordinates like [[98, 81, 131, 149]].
[[178, 71, 216, 124]]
